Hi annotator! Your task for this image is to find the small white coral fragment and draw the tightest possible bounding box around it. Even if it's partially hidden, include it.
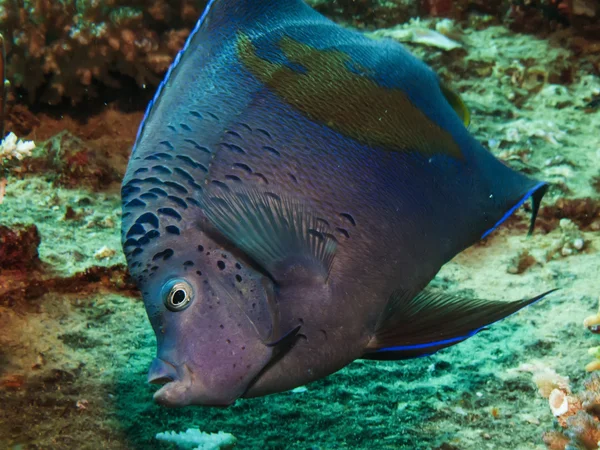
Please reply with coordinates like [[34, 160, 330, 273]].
[[0, 132, 36, 161], [155, 429, 237, 450]]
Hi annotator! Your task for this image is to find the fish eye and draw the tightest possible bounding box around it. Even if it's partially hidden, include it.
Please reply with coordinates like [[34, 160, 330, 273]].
[[163, 280, 194, 312]]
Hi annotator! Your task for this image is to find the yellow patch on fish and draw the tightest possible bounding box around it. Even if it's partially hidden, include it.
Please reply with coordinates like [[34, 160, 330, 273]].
[[237, 32, 463, 159]]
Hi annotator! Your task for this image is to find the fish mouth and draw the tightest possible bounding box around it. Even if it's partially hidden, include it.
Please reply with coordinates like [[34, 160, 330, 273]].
[[147, 358, 235, 407]]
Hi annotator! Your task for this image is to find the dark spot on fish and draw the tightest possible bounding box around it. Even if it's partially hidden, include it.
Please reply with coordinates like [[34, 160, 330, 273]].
[[155, 152, 174, 160], [320, 329, 328, 340], [140, 192, 158, 201], [160, 140, 175, 151], [123, 238, 139, 248], [288, 173, 298, 183], [221, 143, 246, 154], [198, 245, 204, 252], [166, 225, 180, 235], [131, 248, 143, 257], [207, 112, 220, 121], [151, 266, 159, 271], [126, 223, 146, 237], [235, 274, 242, 282], [188, 181, 204, 192], [146, 230, 160, 239], [144, 155, 160, 161], [180, 123, 192, 131], [265, 192, 280, 201], [324, 232, 338, 243], [174, 168, 195, 184], [125, 198, 146, 208], [226, 130, 242, 139], [196, 270, 202, 276], [220, 324, 224, 329], [184, 139, 211, 154], [211, 180, 230, 191], [255, 173, 269, 184], [217, 260, 226, 270], [340, 213, 356, 226], [226, 339, 231, 344], [336, 227, 350, 239], [149, 187, 168, 197], [316, 217, 330, 227], [184, 261, 194, 267], [238, 122, 252, 132], [152, 165, 172, 175], [189, 110, 203, 119], [186, 197, 201, 207], [136, 212, 160, 228], [158, 208, 182, 221], [255, 128, 272, 139], [142, 177, 164, 185], [134, 167, 149, 174], [225, 175, 241, 182], [164, 181, 188, 194], [168, 196, 188, 209], [167, 125, 177, 133], [233, 163, 252, 173], [176, 155, 208, 172], [121, 184, 141, 197], [235, 263, 241, 270], [152, 248, 174, 261], [262, 145, 280, 157], [308, 229, 324, 240]]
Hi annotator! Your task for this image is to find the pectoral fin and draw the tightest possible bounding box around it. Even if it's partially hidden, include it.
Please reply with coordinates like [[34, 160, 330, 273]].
[[363, 288, 556, 360], [202, 189, 337, 284]]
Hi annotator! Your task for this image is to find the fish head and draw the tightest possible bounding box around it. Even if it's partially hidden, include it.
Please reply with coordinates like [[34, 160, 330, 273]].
[[124, 225, 277, 407]]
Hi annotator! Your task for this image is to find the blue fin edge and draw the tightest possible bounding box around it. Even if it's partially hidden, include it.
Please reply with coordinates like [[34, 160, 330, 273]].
[[373, 288, 556, 354], [373, 328, 481, 353], [132, 0, 218, 153], [481, 180, 547, 239]]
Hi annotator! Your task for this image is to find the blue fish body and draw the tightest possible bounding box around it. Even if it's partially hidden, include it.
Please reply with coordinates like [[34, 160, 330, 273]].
[[121, 0, 551, 407]]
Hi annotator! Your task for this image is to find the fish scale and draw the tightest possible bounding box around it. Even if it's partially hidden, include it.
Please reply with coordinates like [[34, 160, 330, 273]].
[[121, 0, 554, 407]]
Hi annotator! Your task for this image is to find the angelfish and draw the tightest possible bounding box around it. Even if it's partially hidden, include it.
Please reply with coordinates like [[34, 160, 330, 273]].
[[121, 0, 553, 407]]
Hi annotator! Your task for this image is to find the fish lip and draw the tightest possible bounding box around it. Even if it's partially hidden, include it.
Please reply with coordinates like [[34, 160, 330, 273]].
[[151, 362, 238, 407], [152, 363, 195, 407]]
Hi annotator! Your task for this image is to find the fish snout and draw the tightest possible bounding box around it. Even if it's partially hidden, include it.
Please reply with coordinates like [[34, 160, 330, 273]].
[[148, 357, 178, 385], [147, 358, 236, 407]]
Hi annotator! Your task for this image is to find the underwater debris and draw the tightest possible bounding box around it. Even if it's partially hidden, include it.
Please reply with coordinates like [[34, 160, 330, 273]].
[[0, 264, 136, 308], [21, 131, 119, 190], [0, 224, 41, 271], [369, 24, 463, 51], [545, 218, 587, 260], [155, 429, 237, 450], [539, 374, 600, 450], [538, 197, 600, 231], [506, 249, 538, 274], [584, 297, 600, 371]]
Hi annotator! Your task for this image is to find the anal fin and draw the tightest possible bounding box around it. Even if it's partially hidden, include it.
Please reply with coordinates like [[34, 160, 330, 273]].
[[363, 288, 556, 360]]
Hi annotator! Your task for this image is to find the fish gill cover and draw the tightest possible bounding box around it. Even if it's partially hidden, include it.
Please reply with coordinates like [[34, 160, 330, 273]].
[[0, 0, 600, 449]]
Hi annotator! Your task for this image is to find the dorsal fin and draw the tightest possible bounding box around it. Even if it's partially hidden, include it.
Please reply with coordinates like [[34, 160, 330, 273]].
[[133, 0, 307, 154]]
